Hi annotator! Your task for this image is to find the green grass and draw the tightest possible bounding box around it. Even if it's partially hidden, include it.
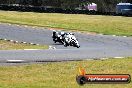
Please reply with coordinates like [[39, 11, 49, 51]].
[[0, 40, 48, 50], [0, 58, 131, 88], [0, 11, 132, 36]]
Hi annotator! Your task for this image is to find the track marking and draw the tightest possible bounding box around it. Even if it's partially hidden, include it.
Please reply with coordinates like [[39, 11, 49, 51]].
[[99, 34, 103, 36], [112, 35, 116, 37], [22, 42, 27, 44], [24, 49, 42, 50], [114, 57, 124, 59], [36, 44, 39, 45], [8, 24, 11, 26], [85, 59, 94, 60], [24, 25, 28, 28], [7, 60, 25, 63], [123, 36, 127, 37], [10, 40, 14, 42], [30, 43, 34, 45], [49, 46, 56, 49], [32, 27, 35, 28], [100, 58, 108, 60], [1, 38, 40, 46], [16, 25, 20, 26], [15, 41, 19, 43], [4, 39, 7, 41]]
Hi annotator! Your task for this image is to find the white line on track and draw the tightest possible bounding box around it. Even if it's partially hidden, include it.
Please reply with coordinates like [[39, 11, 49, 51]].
[[4, 39, 7, 40], [49, 46, 56, 49], [99, 34, 103, 36], [112, 35, 116, 37], [100, 58, 109, 60], [30, 43, 34, 45], [32, 27, 36, 28], [114, 57, 124, 59], [85, 59, 94, 60], [10, 40, 14, 42], [7, 60, 25, 62], [22, 42, 27, 44], [15, 41, 19, 43], [24, 49, 41, 50], [24, 25, 28, 28]]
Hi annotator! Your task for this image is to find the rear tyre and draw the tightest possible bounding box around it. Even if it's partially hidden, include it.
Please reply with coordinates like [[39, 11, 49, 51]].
[[64, 43, 67, 47]]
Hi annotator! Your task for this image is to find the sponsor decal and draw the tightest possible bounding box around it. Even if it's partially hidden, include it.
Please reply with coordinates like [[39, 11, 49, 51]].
[[76, 67, 131, 85]]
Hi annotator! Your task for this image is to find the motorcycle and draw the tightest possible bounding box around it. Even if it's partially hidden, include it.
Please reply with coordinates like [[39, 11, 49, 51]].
[[64, 36, 80, 48], [70, 39, 80, 48], [52, 30, 80, 48]]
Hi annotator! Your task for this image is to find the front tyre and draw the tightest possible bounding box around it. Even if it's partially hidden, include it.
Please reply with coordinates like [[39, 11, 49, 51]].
[[77, 45, 80, 48]]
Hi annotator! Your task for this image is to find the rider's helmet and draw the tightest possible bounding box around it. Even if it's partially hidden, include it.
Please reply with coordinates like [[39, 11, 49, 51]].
[[61, 31, 65, 35], [53, 30, 56, 32], [66, 32, 74, 35]]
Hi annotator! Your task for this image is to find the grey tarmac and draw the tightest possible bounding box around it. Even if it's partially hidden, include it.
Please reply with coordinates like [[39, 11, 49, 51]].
[[0, 23, 132, 64]]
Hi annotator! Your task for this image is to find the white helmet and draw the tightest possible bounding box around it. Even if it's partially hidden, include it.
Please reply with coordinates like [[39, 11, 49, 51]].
[[61, 31, 65, 35], [53, 30, 56, 32], [69, 33, 74, 35]]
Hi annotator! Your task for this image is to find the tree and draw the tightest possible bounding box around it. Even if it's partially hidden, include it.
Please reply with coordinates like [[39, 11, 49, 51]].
[[0, 0, 132, 12], [32, 0, 42, 6]]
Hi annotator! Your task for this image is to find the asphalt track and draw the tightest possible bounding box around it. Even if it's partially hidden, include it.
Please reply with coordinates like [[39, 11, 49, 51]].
[[0, 23, 132, 64]]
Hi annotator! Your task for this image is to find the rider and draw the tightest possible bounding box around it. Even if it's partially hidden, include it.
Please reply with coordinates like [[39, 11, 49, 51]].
[[52, 30, 56, 38], [52, 30, 66, 43], [52, 30, 77, 46]]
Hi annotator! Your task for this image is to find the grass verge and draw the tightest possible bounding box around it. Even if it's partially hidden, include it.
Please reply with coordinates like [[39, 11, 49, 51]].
[[0, 11, 132, 36], [0, 57, 131, 88], [0, 40, 48, 50]]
